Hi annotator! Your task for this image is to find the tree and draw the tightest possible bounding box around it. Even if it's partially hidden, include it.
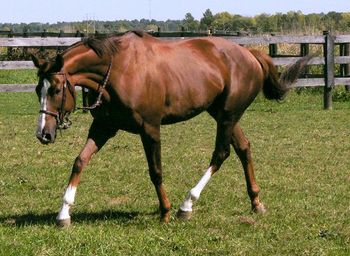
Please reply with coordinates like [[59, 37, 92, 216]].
[[231, 15, 255, 32], [254, 13, 273, 33], [200, 9, 214, 30], [212, 12, 234, 32], [182, 13, 199, 31], [145, 24, 159, 32], [304, 13, 322, 34], [323, 11, 343, 31], [1, 11, 350, 35], [339, 12, 350, 31]]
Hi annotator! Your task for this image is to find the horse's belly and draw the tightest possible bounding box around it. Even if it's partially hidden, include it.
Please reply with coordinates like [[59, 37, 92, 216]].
[[161, 107, 205, 125]]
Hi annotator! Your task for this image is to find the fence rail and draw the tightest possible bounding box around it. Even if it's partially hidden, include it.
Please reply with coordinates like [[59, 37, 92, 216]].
[[0, 37, 81, 47], [1, 31, 349, 109]]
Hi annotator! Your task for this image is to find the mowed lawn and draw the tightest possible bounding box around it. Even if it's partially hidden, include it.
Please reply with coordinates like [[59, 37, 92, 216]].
[[0, 89, 349, 255]]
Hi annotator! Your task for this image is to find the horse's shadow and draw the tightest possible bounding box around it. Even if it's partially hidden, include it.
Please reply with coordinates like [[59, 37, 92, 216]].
[[0, 210, 144, 227]]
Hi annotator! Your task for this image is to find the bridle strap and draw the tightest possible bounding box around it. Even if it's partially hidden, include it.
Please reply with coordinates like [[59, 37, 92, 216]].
[[38, 58, 112, 130], [39, 109, 59, 118], [78, 59, 113, 111], [38, 73, 74, 130], [66, 79, 76, 110]]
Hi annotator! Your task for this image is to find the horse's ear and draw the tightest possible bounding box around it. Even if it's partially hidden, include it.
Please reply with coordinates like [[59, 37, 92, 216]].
[[50, 54, 64, 73], [31, 54, 39, 68], [31, 54, 46, 69]]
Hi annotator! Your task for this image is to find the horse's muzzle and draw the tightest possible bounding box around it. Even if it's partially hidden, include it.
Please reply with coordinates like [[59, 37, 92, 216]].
[[36, 129, 56, 144]]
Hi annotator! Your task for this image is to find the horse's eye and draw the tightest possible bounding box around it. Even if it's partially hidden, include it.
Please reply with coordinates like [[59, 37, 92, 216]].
[[47, 87, 61, 96]]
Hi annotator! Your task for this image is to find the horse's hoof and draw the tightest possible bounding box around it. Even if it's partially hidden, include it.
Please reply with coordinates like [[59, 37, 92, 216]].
[[176, 209, 192, 220], [56, 218, 71, 228], [161, 212, 171, 224], [252, 203, 267, 214]]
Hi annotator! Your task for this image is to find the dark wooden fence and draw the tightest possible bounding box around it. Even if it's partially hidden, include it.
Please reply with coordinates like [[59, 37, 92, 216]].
[[1, 30, 350, 109]]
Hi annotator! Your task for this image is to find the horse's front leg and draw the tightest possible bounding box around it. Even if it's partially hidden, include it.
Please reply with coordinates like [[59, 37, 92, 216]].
[[56, 121, 117, 227], [140, 123, 171, 223]]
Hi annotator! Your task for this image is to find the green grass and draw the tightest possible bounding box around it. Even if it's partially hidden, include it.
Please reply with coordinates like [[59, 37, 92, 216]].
[[0, 70, 37, 84], [0, 91, 349, 255]]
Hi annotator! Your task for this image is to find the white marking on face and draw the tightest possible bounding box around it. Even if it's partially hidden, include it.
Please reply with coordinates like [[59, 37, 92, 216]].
[[37, 79, 50, 134], [57, 185, 77, 221], [179, 166, 213, 212]]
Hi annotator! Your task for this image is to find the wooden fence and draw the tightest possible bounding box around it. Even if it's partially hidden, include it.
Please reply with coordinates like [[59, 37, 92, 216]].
[[1, 30, 350, 109]]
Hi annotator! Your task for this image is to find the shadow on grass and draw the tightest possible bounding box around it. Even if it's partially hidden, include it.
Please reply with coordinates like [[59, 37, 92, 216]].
[[0, 210, 144, 227]]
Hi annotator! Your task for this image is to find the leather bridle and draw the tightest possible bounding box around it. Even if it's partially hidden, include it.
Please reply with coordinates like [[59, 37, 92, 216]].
[[39, 72, 76, 130], [39, 60, 113, 130]]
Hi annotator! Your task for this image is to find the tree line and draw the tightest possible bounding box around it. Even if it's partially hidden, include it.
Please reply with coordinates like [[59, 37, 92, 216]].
[[1, 10, 350, 35]]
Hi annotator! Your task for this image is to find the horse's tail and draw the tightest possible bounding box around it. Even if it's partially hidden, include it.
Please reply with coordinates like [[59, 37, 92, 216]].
[[249, 49, 311, 100]]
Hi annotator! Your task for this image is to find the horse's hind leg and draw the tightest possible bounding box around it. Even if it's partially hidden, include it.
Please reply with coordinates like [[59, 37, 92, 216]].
[[56, 121, 117, 227], [231, 123, 266, 214], [177, 118, 233, 220]]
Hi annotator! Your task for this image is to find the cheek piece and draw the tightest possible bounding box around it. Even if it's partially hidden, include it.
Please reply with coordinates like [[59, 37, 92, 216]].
[[39, 73, 76, 131]]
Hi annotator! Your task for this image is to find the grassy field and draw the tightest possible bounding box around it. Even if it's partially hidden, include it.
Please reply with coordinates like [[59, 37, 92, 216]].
[[0, 90, 350, 255], [0, 70, 37, 84]]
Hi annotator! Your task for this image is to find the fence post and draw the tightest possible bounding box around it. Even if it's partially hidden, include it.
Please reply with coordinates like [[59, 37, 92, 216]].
[[340, 43, 350, 91], [22, 28, 28, 60], [40, 29, 47, 55], [269, 33, 277, 57], [300, 43, 310, 76], [323, 31, 334, 110], [180, 26, 185, 38], [7, 29, 13, 60], [75, 30, 81, 37], [56, 29, 64, 54]]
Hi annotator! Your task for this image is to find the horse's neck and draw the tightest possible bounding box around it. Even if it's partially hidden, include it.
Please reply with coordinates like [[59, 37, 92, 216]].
[[64, 47, 109, 91]]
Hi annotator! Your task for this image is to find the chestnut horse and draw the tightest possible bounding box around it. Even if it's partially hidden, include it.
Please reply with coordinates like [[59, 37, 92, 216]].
[[32, 31, 309, 227]]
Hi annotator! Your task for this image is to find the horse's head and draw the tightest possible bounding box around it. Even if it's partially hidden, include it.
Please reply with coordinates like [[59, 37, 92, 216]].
[[32, 54, 76, 144]]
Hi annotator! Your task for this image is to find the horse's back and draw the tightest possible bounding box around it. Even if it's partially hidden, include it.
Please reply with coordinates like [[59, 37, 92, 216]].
[[112, 33, 264, 124]]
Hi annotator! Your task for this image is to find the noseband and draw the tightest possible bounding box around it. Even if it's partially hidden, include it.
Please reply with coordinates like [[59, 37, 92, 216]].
[[39, 60, 113, 130]]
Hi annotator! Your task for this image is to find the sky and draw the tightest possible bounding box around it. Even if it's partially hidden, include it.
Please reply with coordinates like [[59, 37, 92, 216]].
[[1, 0, 349, 24]]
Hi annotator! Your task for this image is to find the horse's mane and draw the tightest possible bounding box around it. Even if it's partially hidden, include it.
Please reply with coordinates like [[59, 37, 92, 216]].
[[82, 34, 120, 58], [82, 30, 145, 58], [60, 30, 145, 58]]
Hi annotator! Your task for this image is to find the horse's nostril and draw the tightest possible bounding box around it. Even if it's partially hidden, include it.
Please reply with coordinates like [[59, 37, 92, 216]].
[[42, 133, 52, 142], [37, 132, 53, 144]]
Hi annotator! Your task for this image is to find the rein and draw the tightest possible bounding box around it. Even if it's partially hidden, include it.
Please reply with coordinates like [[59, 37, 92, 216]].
[[77, 60, 113, 111]]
